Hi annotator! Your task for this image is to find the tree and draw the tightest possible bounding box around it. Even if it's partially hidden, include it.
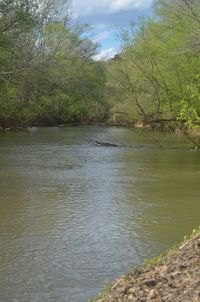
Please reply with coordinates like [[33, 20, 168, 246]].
[[0, 0, 107, 127], [106, 0, 200, 139]]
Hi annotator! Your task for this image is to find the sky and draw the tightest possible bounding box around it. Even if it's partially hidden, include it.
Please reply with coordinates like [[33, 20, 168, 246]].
[[71, 0, 153, 60]]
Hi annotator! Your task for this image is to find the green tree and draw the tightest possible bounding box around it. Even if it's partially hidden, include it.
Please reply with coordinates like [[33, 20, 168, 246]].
[[107, 0, 200, 137], [0, 0, 107, 128]]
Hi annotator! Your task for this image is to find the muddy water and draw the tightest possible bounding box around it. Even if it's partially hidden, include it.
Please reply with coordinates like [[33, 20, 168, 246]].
[[0, 127, 200, 302]]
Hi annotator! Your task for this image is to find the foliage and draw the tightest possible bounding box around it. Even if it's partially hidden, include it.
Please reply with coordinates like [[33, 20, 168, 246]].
[[0, 0, 107, 127], [1, 0, 200, 133], [179, 75, 200, 129], [107, 0, 200, 133]]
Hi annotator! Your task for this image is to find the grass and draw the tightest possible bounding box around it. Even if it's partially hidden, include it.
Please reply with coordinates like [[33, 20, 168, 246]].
[[88, 282, 110, 302], [144, 226, 200, 267]]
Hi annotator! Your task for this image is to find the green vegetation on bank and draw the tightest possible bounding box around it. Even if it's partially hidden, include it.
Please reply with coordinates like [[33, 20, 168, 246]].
[[0, 0, 200, 148], [0, 0, 107, 128], [106, 0, 200, 137]]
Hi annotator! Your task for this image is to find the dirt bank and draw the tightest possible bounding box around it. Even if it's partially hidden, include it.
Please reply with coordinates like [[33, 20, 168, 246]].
[[93, 229, 200, 302]]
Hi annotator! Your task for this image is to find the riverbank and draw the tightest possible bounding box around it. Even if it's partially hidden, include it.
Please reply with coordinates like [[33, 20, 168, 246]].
[[91, 228, 200, 302], [0, 122, 108, 132]]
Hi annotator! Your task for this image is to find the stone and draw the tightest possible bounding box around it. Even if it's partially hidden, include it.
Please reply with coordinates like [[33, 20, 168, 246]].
[[143, 279, 157, 287]]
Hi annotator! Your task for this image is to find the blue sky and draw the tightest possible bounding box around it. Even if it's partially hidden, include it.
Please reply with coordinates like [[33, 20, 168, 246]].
[[72, 0, 153, 60]]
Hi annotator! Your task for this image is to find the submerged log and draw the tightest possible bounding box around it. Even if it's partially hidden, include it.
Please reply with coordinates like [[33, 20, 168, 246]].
[[95, 140, 119, 147]]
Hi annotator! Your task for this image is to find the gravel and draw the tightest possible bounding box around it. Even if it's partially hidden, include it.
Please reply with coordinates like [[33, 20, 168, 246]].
[[96, 234, 200, 302]]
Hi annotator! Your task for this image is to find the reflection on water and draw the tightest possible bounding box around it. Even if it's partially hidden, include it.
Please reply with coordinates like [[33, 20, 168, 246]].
[[0, 127, 200, 302]]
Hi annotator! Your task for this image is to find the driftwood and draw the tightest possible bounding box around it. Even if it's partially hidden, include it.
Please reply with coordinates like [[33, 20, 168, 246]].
[[111, 275, 126, 290], [95, 140, 119, 147], [179, 233, 200, 250]]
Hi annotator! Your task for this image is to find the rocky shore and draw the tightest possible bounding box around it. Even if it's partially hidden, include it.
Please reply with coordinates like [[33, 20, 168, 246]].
[[93, 229, 200, 302]]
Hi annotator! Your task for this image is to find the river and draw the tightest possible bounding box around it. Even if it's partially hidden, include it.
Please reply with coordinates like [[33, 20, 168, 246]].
[[0, 127, 200, 302]]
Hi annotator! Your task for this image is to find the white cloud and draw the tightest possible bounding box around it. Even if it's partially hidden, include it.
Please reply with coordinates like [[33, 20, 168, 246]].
[[110, 0, 150, 12], [72, 0, 153, 17], [93, 47, 118, 61], [94, 23, 110, 30], [92, 31, 111, 43]]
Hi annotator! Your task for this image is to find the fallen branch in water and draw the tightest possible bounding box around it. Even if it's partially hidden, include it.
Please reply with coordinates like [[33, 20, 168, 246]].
[[182, 130, 200, 150], [95, 140, 119, 147]]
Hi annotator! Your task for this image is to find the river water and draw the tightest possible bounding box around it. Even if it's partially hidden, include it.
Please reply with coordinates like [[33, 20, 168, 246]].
[[0, 127, 200, 302]]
